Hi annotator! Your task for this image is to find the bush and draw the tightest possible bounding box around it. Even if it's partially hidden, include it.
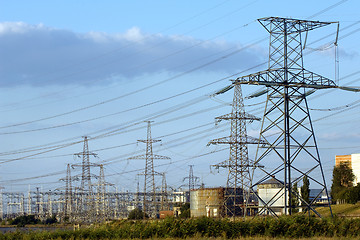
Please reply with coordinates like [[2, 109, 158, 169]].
[[128, 208, 147, 220], [43, 215, 57, 224], [179, 203, 190, 218], [5, 215, 360, 239], [9, 215, 40, 226]]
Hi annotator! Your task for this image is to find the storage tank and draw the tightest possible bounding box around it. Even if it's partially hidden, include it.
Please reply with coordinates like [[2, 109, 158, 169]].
[[190, 188, 224, 217]]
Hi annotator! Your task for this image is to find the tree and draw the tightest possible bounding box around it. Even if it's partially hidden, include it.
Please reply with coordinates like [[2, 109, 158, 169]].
[[290, 182, 299, 213], [331, 162, 355, 203], [301, 176, 310, 204], [128, 208, 148, 220], [179, 203, 190, 218], [10, 215, 40, 227]]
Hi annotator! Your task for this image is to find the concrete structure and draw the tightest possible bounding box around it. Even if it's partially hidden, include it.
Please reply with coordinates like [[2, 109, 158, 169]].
[[190, 188, 224, 217], [172, 191, 187, 204], [335, 154, 360, 185], [190, 187, 247, 217], [257, 178, 286, 215]]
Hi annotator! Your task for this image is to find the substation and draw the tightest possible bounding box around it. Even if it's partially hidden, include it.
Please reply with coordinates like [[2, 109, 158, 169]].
[[1, 16, 359, 223]]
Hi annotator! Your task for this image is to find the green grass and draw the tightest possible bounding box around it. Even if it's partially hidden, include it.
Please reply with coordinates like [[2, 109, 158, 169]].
[[316, 203, 360, 217]]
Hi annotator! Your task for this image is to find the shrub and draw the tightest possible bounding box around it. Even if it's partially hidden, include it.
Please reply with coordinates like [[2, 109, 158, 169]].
[[9, 215, 40, 226]]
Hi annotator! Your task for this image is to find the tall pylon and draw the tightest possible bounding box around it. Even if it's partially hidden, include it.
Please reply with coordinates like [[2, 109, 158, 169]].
[[129, 121, 170, 218], [65, 164, 73, 219], [182, 165, 200, 202], [209, 84, 261, 217], [234, 17, 346, 217], [96, 164, 110, 220], [73, 136, 99, 221], [75, 136, 98, 194], [160, 172, 169, 211]]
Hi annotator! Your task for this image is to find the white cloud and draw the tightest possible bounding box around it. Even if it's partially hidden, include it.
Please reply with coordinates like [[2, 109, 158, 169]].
[[0, 22, 264, 87], [0, 22, 50, 34]]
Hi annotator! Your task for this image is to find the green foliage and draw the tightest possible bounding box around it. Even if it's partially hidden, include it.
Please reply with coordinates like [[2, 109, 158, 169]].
[[331, 163, 357, 203], [4, 215, 360, 239], [290, 182, 299, 213], [301, 175, 310, 204], [347, 183, 360, 204], [9, 214, 40, 227], [43, 215, 57, 224], [179, 203, 190, 218], [128, 208, 147, 220]]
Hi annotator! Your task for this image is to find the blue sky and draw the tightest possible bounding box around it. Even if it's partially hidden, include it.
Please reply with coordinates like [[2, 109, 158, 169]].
[[0, 0, 360, 193]]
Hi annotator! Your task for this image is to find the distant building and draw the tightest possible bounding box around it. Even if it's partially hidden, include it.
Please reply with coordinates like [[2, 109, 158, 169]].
[[172, 191, 187, 203], [190, 187, 245, 217], [257, 178, 286, 215], [190, 188, 223, 218], [335, 153, 360, 185], [309, 189, 329, 205], [257, 178, 303, 215]]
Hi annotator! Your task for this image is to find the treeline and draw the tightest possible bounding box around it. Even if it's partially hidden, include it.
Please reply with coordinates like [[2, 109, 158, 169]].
[[6, 215, 57, 227], [1, 216, 360, 239]]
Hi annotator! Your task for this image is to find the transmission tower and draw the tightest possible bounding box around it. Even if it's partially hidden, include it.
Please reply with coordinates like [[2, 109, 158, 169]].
[[209, 84, 261, 217], [182, 165, 200, 202], [74, 136, 98, 194], [160, 172, 169, 211], [129, 121, 170, 218], [73, 136, 99, 221], [65, 164, 73, 219], [233, 17, 346, 217]]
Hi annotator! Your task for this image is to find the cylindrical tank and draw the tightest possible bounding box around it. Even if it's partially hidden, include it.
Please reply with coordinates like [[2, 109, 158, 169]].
[[190, 188, 224, 217]]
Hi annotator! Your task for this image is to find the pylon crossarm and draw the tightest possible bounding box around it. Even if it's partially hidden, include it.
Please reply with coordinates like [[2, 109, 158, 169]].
[[258, 17, 333, 34], [233, 68, 337, 88], [208, 135, 265, 145], [216, 112, 261, 121], [128, 154, 170, 160]]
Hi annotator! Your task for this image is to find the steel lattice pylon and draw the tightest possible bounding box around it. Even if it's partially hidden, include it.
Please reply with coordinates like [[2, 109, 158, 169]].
[[209, 84, 261, 217], [129, 121, 170, 218], [235, 17, 337, 217], [64, 164, 73, 219], [72, 136, 99, 221], [182, 165, 200, 202]]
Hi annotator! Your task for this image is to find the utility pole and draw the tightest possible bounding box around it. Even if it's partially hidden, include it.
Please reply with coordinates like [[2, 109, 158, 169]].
[[160, 172, 169, 211], [129, 121, 170, 218], [233, 17, 351, 217], [97, 164, 107, 220], [209, 84, 261, 217], [73, 136, 99, 222], [182, 165, 199, 202], [65, 164, 73, 219]]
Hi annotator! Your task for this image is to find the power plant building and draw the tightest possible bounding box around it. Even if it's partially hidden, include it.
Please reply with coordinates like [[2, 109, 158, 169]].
[[190, 188, 224, 217], [190, 187, 247, 217], [257, 178, 286, 215]]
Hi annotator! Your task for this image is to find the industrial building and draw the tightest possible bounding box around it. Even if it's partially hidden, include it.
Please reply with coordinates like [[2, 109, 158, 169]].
[[257, 178, 286, 215], [190, 188, 223, 218], [190, 187, 247, 217], [335, 154, 360, 185]]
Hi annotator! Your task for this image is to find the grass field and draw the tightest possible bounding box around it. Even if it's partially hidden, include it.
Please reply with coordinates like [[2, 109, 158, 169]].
[[316, 202, 360, 217]]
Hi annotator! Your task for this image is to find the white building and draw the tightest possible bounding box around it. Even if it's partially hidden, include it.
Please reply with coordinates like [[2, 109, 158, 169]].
[[257, 178, 286, 215], [257, 178, 302, 215]]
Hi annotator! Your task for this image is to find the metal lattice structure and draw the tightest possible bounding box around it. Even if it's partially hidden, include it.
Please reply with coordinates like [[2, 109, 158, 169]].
[[235, 17, 338, 217], [182, 165, 200, 202], [64, 163, 73, 219], [129, 121, 170, 218], [209, 84, 261, 217]]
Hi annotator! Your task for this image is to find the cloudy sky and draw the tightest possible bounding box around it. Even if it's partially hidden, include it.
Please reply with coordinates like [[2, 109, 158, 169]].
[[0, 0, 360, 193]]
